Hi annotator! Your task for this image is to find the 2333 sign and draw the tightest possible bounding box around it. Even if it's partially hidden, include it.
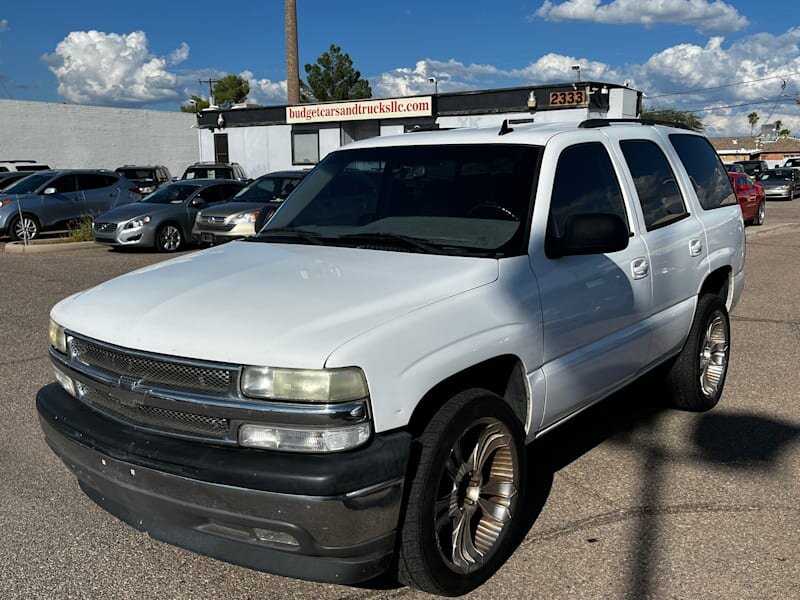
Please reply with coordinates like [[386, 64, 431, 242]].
[[548, 89, 588, 108]]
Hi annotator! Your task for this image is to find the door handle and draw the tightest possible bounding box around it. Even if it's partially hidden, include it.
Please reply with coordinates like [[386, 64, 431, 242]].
[[631, 257, 649, 280], [689, 239, 703, 257]]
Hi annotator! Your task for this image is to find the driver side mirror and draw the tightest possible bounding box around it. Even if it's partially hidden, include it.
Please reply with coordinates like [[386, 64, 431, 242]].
[[42, 187, 57, 195], [546, 213, 630, 259]]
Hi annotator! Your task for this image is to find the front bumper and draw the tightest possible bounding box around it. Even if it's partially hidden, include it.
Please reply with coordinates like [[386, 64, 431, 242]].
[[37, 383, 411, 583], [93, 223, 157, 247], [764, 188, 792, 199], [192, 222, 256, 245]]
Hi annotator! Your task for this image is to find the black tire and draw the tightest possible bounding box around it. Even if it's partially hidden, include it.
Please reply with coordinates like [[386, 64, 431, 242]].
[[7, 214, 40, 241], [397, 389, 526, 596], [664, 294, 730, 412], [155, 223, 183, 252], [752, 201, 765, 226]]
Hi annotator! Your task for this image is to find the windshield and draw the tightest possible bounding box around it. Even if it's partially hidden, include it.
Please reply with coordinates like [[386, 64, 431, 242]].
[[262, 144, 540, 257], [183, 167, 232, 180], [760, 170, 792, 181], [142, 183, 201, 204], [117, 168, 155, 180], [233, 176, 285, 203], [1, 172, 54, 194]]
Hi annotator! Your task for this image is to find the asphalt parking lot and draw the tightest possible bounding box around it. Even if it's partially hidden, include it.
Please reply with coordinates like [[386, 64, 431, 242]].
[[1, 204, 798, 599]]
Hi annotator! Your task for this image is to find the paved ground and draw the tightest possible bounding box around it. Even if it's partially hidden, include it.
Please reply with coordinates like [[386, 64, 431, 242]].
[[1, 203, 798, 599]]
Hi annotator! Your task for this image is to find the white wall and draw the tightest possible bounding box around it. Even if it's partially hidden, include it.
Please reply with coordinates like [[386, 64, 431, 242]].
[[0, 99, 197, 177]]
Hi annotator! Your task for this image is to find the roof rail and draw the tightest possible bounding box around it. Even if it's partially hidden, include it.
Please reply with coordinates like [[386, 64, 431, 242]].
[[579, 118, 692, 131]]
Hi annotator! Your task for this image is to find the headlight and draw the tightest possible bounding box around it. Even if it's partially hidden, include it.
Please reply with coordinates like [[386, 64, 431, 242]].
[[48, 318, 67, 354], [139, 185, 156, 193], [241, 366, 368, 402], [124, 215, 151, 229], [228, 210, 258, 225]]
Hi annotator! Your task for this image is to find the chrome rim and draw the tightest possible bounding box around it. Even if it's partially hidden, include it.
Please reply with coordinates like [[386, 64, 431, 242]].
[[158, 226, 181, 251], [434, 419, 519, 574], [757, 203, 765, 223], [699, 312, 729, 398], [14, 217, 38, 240]]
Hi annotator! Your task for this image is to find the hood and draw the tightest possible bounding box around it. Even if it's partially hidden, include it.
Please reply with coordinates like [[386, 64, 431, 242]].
[[759, 179, 790, 188], [52, 241, 499, 368], [200, 201, 274, 218], [96, 202, 175, 223]]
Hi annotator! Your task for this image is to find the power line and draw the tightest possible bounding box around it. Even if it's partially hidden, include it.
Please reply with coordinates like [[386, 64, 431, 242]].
[[687, 97, 799, 113], [647, 72, 800, 99]]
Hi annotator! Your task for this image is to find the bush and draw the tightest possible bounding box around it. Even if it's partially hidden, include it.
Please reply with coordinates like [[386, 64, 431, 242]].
[[64, 218, 94, 242]]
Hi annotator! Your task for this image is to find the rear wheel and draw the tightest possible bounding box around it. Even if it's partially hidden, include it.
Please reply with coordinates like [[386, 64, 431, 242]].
[[752, 201, 765, 226], [397, 389, 526, 596], [155, 223, 182, 252], [664, 294, 730, 412], [8, 214, 40, 241]]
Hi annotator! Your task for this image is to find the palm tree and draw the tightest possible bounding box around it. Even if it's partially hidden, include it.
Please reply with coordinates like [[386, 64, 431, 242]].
[[285, 0, 300, 105], [747, 112, 759, 137]]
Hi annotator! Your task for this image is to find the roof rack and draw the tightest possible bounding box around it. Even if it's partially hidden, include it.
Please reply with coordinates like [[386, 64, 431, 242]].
[[579, 118, 692, 131]]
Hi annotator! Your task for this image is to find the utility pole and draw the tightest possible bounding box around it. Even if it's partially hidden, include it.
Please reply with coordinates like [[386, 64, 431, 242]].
[[286, 0, 300, 105], [198, 78, 219, 106]]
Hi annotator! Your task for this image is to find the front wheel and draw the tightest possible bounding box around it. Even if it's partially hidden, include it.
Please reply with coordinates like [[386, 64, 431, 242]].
[[397, 389, 526, 596], [155, 223, 183, 252], [664, 294, 730, 412], [8, 214, 40, 241]]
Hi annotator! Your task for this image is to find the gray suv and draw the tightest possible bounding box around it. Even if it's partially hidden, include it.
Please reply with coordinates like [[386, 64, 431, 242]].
[[0, 170, 141, 240]]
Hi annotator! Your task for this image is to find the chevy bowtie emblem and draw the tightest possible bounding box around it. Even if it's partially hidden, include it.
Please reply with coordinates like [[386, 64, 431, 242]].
[[111, 376, 146, 407]]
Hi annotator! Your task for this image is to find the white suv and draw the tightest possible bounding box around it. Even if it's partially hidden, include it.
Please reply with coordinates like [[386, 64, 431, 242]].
[[39, 118, 744, 596], [0, 159, 50, 172]]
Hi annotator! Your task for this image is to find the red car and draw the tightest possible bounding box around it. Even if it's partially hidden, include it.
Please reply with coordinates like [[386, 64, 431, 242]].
[[728, 172, 765, 226]]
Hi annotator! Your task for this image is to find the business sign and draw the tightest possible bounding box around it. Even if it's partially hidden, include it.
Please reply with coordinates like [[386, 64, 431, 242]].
[[286, 97, 433, 124]]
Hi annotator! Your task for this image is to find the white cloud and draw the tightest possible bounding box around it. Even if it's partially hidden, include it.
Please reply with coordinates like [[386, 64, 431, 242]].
[[535, 0, 748, 34], [168, 42, 190, 65], [240, 70, 287, 105], [0, 19, 8, 32], [42, 30, 190, 106]]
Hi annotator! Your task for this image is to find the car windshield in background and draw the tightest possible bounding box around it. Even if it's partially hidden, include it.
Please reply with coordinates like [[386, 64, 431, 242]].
[[234, 177, 283, 202], [142, 183, 200, 204], [262, 144, 541, 257], [760, 170, 792, 181], [184, 168, 232, 179], [117, 168, 155, 180], [1, 173, 53, 195]]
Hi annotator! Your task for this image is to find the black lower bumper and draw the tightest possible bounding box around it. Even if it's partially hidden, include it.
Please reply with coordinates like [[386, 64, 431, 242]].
[[37, 383, 411, 584]]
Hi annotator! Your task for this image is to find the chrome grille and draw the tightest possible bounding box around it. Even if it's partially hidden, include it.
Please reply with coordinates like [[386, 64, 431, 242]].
[[68, 336, 235, 395], [93, 222, 117, 233], [76, 381, 230, 439], [200, 215, 226, 224]]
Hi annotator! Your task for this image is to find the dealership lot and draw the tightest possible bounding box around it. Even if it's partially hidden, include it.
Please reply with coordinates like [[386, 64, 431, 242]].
[[1, 205, 798, 599]]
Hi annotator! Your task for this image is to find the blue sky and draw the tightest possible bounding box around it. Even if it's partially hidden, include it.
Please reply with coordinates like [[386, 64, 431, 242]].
[[0, 1, 798, 135]]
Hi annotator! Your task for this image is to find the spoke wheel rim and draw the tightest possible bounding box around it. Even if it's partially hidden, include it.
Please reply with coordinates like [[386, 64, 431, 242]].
[[699, 311, 729, 398], [434, 418, 519, 574], [159, 226, 180, 251], [758, 203, 765, 223], [15, 217, 38, 240]]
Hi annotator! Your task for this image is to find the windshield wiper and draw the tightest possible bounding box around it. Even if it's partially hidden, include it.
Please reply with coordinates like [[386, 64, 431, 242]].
[[248, 227, 325, 245], [337, 232, 447, 255]]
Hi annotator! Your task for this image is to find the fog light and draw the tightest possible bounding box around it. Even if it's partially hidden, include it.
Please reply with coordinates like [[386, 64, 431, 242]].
[[254, 528, 299, 546], [53, 365, 76, 398], [238, 422, 371, 453]]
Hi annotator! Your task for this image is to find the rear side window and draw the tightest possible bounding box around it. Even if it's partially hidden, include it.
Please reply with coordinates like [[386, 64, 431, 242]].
[[548, 142, 628, 238], [669, 134, 736, 210], [620, 140, 687, 230], [77, 174, 117, 190]]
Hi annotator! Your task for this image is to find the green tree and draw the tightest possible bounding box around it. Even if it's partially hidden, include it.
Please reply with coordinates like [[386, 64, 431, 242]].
[[213, 75, 250, 108], [640, 107, 704, 132], [747, 111, 759, 137], [779, 128, 791, 138], [304, 44, 372, 102], [180, 95, 210, 113]]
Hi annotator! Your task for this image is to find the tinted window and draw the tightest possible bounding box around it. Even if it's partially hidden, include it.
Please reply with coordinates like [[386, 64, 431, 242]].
[[234, 176, 281, 202], [117, 168, 155, 180], [49, 174, 79, 193], [0, 167, 7, 172], [142, 183, 202, 204], [24, 165, 51, 171], [183, 167, 233, 180], [620, 140, 687, 230], [548, 142, 628, 239], [197, 184, 241, 203], [669, 134, 736, 210], [2, 173, 54, 194], [77, 174, 117, 191]]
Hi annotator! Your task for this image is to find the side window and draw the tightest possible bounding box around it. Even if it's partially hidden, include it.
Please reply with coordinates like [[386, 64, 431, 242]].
[[220, 184, 243, 200], [49, 175, 78, 193], [548, 142, 628, 239], [620, 140, 687, 230], [669, 134, 736, 209], [77, 174, 115, 191]]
